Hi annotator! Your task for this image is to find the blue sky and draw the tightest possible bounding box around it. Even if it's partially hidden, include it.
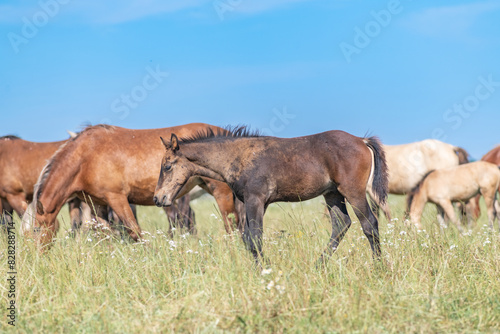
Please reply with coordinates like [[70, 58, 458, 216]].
[[1, 0, 499, 158]]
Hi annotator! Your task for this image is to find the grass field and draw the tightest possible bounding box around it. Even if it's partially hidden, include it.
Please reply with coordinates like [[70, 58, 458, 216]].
[[1, 195, 499, 333]]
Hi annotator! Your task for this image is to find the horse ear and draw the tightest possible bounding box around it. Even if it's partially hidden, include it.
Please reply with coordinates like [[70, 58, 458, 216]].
[[171, 134, 179, 152], [160, 136, 169, 148], [36, 201, 44, 215]]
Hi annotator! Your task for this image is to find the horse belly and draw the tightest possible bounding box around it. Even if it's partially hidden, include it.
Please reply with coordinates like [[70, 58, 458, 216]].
[[271, 170, 332, 202]]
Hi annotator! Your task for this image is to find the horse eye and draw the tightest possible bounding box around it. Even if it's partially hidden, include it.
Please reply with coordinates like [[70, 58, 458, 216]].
[[165, 165, 172, 171]]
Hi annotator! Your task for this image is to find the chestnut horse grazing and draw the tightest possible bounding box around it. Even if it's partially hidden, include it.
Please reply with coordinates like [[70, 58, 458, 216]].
[[22, 124, 239, 248], [367, 139, 469, 220], [407, 161, 500, 231], [154, 127, 388, 265], [0, 134, 139, 233], [0, 135, 66, 225]]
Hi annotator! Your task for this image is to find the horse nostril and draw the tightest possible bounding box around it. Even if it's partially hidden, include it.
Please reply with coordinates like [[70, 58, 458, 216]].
[[162, 195, 167, 204], [153, 196, 158, 205]]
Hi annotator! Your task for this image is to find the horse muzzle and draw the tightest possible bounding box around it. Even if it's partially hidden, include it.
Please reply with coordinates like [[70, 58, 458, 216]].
[[153, 194, 172, 207]]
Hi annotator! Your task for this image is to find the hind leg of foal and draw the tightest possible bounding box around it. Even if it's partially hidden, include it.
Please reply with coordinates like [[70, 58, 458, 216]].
[[105, 194, 141, 241], [350, 196, 381, 259], [317, 191, 352, 266]]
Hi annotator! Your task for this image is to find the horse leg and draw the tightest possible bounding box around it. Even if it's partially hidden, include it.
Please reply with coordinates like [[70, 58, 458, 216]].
[[162, 205, 177, 238], [1, 199, 14, 231], [317, 191, 352, 265], [200, 180, 238, 233], [105, 194, 141, 241], [463, 201, 475, 229], [481, 188, 497, 229], [436, 206, 447, 228], [350, 196, 381, 259], [68, 198, 82, 234], [234, 196, 246, 232], [5, 193, 28, 219], [367, 193, 380, 217], [471, 194, 481, 220], [380, 201, 392, 222], [176, 195, 196, 235], [437, 200, 462, 232], [242, 195, 265, 264]]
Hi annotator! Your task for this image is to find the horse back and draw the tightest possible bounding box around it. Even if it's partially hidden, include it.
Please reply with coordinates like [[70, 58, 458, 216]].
[[239, 130, 373, 201], [0, 138, 65, 198], [482, 145, 500, 166], [54, 123, 222, 204]]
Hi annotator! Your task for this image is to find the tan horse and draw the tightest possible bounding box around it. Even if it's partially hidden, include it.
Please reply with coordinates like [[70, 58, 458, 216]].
[[407, 161, 500, 231], [21, 123, 240, 249], [471, 145, 500, 218], [367, 139, 469, 219]]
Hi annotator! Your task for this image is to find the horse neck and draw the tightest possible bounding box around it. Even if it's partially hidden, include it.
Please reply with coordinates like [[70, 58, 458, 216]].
[[36, 146, 80, 216], [182, 141, 239, 183]]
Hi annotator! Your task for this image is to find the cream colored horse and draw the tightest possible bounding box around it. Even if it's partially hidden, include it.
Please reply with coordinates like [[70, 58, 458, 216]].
[[407, 161, 500, 231], [367, 139, 468, 220]]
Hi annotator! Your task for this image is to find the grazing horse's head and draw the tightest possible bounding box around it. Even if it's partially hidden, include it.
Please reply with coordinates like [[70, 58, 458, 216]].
[[154, 134, 191, 207]]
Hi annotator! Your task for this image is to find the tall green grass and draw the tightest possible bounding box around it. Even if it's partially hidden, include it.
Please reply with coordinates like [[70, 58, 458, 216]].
[[1, 195, 499, 333]]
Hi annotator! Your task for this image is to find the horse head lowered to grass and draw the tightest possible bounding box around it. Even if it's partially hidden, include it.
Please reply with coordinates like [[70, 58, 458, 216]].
[[154, 126, 388, 265], [21, 123, 242, 249]]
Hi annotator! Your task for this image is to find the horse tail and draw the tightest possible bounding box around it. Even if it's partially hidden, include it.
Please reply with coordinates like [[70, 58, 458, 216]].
[[454, 147, 469, 164], [406, 170, 434, 214], [364, 137, 389, 205]]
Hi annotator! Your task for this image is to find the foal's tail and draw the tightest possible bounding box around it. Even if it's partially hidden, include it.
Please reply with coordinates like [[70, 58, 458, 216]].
[[364, 137, 389, 205]]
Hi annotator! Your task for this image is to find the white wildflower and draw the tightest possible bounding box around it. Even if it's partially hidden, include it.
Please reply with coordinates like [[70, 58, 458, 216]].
[[261, 268, 272, 276]]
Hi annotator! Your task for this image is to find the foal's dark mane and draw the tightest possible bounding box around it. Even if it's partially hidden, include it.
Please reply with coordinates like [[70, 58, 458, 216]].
[[0, 135, 21, 140], [179, 125, 262, 144], [406, 170, 435, 212]]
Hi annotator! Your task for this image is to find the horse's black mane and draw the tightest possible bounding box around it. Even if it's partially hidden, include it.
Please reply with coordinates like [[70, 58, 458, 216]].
[[0, 135, 21, 140], [179, 125, 262, 144]]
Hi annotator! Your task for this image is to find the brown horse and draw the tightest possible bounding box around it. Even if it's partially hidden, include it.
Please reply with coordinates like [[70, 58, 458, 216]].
[[407, 161, 500, 231], [0, 134, 138, 232], [154, 127, 388, 265], [22, 123, 239, 248], [0, 135, 66, 225], [471, 145, 500, 218]]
